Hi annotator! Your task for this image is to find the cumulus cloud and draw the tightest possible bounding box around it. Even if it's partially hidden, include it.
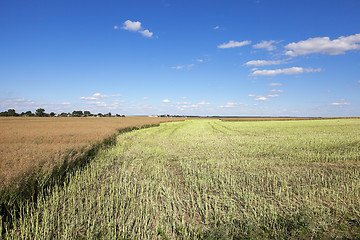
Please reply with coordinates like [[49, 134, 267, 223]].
[[140, 29, 153, 38], [245, 60, 282, 67], [285, 33, 360, 56], [122, 20, 142, 31], [330, 99, 350, 106], [269, 83, 282, 86], [122, 20, 153, 38], [113, 25, 119, 30], [251, 67, 322, 77], [162, 99, 170, 103], [80, 93, 122, 100], [217, 40, 251, 49], [253, 40, 279, 51]]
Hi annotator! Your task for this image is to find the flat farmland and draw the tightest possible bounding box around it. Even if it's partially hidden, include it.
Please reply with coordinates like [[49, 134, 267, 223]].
[[0, 116, 183, 186], [2, 119, 360, 239]]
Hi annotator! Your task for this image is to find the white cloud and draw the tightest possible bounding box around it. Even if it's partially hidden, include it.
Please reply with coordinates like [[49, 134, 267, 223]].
[[248, 94, 272, 101], [330, 99, 350, 106], [80, 93, 122, 100], [269, 89, 284, 93], [255, 96, 271, 101], [251, 67, 322, 77], [198, 101, 211, 105], [140, 29, 153, 38], [245, 60, 282, 67], [162, 99, 170, 103], [122, 20, 142, 31], [171, 64, 194, 70], [196, 59, 204, 62], [122, 20, 153, 38], [113, 25, 119, 30], [219, 102, 238, 108], [89, 101, 107, 107], [214, 26, 220, 30], [269, 82, 282, 86], [285, 33, 360, 56], [217, 40, 251, 49], [253, 40, 279, 51], [267, 94, 280, 98]]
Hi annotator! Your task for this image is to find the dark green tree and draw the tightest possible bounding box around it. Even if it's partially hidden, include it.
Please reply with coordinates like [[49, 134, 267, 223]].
[[36, 108, 45, 117], [7, 109, 17, 116]]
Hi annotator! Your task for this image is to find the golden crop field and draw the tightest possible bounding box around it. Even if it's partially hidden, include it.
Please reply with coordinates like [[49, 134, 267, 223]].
[[0, 116, 183, 187]]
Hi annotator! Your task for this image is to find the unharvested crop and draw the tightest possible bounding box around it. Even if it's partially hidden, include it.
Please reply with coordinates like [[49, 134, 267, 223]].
[[2, 119, 360, 239], [0, 116, 182, 187]]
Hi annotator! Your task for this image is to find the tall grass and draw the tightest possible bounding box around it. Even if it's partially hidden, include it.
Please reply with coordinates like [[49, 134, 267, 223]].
[[2, 119, 360, 239]]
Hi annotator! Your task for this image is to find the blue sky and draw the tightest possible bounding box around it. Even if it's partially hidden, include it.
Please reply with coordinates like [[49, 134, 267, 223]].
[[1, 0, 360, 116]]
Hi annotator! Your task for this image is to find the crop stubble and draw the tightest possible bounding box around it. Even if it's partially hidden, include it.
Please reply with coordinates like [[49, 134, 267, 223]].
[[3, 119, 360, 239]]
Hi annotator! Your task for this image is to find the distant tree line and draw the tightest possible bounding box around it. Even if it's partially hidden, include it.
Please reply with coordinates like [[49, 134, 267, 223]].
[[0, 109, 125, 117]]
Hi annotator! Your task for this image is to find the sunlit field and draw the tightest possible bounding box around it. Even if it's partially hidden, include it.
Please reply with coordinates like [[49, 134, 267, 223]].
[[2, 119, 359, 239], [0, 116, 183, 187]]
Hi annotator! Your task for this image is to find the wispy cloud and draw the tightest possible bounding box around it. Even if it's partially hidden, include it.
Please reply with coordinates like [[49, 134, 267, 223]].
[[89, 101, 107, 107], [249, 93, 280, 101], [162, 99, 170, 103], [219, 102, 246, 108], [330, 99, 350, 106], [269, 83, 282, 86], [171, 64, 195, 70], [198, 101, 211, 105], [80, 93, 122, 100], [214, 26, 220, 30], [245, 60, 283, 67], [253, 40, 279, 51], [250, 67, 322, 77], [285, 33, 360, 56], [254, 96, 271, 101], [121, 20, 153, 38], [269, 89, 284, 93], [113, 25, 119, 30], [217, 40, 251, 49]]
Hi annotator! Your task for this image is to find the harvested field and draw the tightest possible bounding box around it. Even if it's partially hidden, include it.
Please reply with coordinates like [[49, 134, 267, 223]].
[[220, 117, 360, 121], [2, 119, 360, 239], [0, 116, 183, 187]]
